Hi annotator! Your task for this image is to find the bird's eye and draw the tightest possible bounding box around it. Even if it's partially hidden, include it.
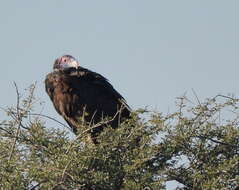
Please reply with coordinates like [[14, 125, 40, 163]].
[[64, 59, 66, 62]]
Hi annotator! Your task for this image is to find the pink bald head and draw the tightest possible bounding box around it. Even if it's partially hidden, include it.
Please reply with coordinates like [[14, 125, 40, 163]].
[[53, 55, 80, 71]]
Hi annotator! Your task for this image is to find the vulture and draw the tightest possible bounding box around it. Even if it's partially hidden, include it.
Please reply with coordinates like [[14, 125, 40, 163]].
[[45, 55, 131, 141]]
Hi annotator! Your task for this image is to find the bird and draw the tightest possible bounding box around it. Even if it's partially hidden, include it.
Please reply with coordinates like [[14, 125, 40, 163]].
[[45, 55, 131, 142]]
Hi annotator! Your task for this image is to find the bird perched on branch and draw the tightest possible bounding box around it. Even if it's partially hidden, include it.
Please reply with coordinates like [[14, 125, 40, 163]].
[[45, 55, 131, 142]]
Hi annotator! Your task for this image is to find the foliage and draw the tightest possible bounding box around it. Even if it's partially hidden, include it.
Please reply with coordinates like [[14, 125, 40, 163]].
[[0, 84, 238, 190]]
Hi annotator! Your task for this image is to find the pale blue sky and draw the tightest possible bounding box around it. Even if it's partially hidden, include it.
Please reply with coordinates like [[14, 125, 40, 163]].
[[1, 1, 239, 188]]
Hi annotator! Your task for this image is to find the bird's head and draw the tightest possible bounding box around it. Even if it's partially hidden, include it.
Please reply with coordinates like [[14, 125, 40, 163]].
[[53, 55, 80, 71]]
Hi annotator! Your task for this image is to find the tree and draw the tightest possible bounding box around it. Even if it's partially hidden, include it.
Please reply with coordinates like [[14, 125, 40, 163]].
[[0, 84, 238, 190]]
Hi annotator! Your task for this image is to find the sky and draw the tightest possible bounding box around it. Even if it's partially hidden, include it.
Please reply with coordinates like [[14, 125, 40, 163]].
[[1, 1, 239, 189]]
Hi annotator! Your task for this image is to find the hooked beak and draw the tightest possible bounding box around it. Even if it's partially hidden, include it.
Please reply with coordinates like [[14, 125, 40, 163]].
[[53, 58, 61, 71]]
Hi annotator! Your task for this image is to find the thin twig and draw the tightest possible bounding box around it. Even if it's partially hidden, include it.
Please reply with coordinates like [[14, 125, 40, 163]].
[[214, 94, 237, 101], [29, 113, 71, 130], [191, 88, 201, 106], [61, 158, 73, 182], [8, 82, 22, 161]]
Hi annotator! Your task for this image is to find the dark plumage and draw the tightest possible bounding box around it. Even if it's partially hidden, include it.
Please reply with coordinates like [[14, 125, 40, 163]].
[[45, 55, 130, 141]]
